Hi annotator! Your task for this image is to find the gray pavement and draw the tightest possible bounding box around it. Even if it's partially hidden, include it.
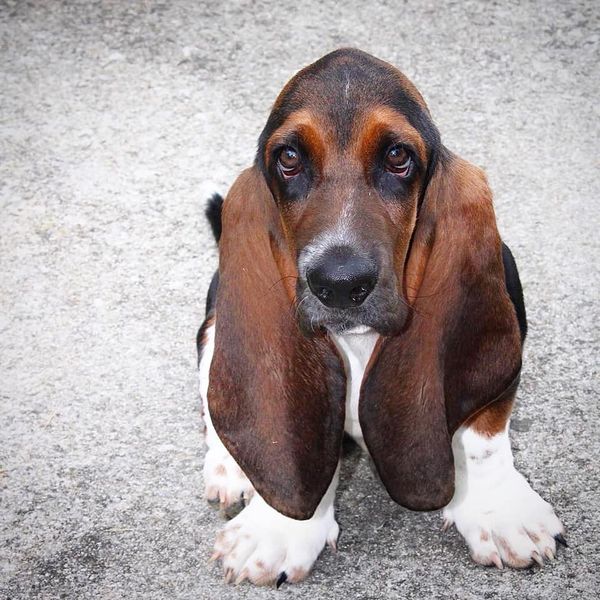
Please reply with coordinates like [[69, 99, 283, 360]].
[[1, 1, 599, 598]]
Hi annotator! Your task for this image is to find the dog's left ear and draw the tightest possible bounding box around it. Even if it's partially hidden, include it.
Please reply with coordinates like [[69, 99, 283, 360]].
[[359, 154, 523, 510]]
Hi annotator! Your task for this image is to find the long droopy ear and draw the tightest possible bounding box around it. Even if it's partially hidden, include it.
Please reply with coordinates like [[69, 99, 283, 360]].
[[359, 154, 522, 511], [208, 167, 346, 520]]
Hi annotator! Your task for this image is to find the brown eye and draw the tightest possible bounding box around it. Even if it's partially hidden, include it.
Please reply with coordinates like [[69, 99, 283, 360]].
[[385, 145, 412, 177], [278, 147, 302, 177]]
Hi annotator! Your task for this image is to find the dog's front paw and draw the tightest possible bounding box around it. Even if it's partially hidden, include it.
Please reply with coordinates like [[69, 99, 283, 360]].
[[443, 469, 565, 569], [211, 494, 339, 586], [203, 446, 254, 515]]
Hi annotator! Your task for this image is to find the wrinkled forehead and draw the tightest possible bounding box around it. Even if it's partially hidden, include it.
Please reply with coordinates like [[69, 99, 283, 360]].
[[257, 49, 440, 160]]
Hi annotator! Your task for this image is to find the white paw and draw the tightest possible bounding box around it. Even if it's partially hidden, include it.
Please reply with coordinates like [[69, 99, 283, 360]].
[[211, 493, 339, 586], [203, 446, 255, 511], [443, 468, 565, 569]]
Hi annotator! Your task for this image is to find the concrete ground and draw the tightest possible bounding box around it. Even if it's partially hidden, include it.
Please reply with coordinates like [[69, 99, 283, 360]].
[[1, 1, 598, 598]]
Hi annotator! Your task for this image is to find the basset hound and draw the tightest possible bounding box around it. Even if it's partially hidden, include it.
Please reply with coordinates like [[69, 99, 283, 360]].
[[196, 48, 565, 587]]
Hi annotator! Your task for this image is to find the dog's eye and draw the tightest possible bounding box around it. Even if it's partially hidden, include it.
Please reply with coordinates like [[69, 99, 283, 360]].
[[278, 147, 302, 177], [385, 145, 412, 177]]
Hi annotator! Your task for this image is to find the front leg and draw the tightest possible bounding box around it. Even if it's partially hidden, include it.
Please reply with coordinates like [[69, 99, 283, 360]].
[[212, 470, 340, 586], [200, 319, 339, 585], [443, 398, 565, 568]]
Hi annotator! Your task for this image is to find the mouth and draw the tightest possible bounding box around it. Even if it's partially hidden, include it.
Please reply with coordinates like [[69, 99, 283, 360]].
[[295, 281, 409, 336]]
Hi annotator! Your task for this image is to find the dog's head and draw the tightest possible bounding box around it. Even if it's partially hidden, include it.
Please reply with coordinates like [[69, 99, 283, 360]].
[[256, 48, 443, 335]]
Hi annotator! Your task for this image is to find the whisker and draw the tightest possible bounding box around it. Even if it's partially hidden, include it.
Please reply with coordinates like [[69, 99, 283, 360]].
[[268, 274, 298, 292], [294, 295, 308, 319]]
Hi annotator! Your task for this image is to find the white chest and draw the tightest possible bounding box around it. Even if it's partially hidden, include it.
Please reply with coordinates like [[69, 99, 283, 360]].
[[330, 328, 379, 448]]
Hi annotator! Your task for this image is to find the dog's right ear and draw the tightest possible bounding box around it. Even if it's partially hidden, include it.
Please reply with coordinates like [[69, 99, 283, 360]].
[[208, 167, 346, 520]]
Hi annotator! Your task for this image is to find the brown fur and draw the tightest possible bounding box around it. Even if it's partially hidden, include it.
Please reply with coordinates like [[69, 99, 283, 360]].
[[465, 396, 516, 437]]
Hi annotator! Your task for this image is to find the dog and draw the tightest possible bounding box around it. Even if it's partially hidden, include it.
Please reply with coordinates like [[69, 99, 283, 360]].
[[196, 48, 565, 587]]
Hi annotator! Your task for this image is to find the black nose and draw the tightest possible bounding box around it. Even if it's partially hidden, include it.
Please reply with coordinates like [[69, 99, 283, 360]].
[[307, 247, 378, 308]]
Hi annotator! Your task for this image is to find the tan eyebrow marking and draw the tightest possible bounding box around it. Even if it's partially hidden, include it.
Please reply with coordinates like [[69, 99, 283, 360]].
[[353, 105, 428, 167], [264, 110, 330, 173]]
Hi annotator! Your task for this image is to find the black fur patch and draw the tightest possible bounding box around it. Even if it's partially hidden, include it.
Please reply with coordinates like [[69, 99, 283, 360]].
[[205, 193, 224, 242], [205, 271, 219, 317], [502, 242, 527, 342]]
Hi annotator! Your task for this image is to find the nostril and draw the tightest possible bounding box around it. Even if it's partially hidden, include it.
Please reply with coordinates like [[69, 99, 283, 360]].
[[349, 283, 372, 305], [316, 286, 333, 302]]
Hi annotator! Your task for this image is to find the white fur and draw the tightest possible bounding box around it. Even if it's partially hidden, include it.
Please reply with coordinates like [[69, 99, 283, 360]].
[[296, 199, 358, 278], [344, 71, 351, 101], [443, 423, 564, 568], [331, 327, 379, 447], [213, 469, 339, 585]]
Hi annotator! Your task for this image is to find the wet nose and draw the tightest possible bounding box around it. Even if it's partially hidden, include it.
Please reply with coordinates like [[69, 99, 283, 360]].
[[307, 247, 378, 308]]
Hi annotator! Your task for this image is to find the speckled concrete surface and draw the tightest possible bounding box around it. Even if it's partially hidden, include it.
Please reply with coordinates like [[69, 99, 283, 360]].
[[0, 1, 598, 598]]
